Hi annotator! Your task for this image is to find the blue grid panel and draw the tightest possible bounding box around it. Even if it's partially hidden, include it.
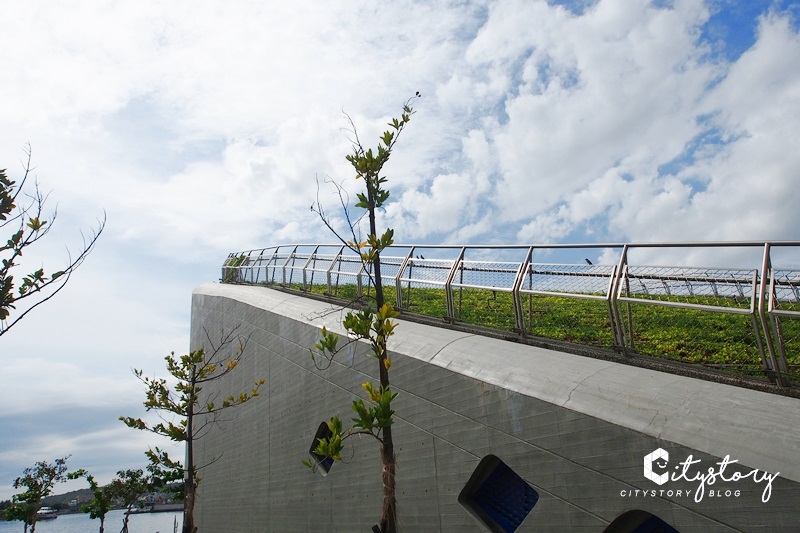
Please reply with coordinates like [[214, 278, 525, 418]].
[[471, 458, 538, 532]]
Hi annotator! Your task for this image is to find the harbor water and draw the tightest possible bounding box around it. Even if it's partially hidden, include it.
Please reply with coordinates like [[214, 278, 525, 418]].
[[0, 509, 182, 533]]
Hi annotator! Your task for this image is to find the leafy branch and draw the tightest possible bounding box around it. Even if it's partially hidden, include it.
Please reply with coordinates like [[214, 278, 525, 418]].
[[0, 144, 105, 336], [308, 95, 418, 533], [120, 326, 265, 533], [311, 97, 417, 297]]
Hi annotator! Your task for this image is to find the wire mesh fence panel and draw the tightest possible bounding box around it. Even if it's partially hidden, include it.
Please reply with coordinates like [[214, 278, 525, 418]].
[[518, 263, 615, 347], [248, 254, 280, 285], [302, 253, 337, 294], [450, 260, 520, 332], [282, 254, 306, 286], [620, 266, 757, 307], [225, 250, 284, 285], [617, 265, 764, 376], [221, 253, 245, 283], [454, 288, 518, 332], [617, 303, 765, 374], [279, 252, 363, 299], [396, 258, 453, 319], [352, 253, 405, 304], [771, 270, 800, 304], [523, 295, 616, 347], [770, 316, 800, 382], [769, 269, 800, 381], [397, 284, 449, 319], [376, 254, 406, 305], [522, 263, 615, 297], [326, 254, 364, 299], [452, 260, 519, 290], [220, 241, 800, 387]]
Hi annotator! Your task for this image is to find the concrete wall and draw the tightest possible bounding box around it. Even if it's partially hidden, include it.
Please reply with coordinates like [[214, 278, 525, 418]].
[[190, 282, 800, 532]]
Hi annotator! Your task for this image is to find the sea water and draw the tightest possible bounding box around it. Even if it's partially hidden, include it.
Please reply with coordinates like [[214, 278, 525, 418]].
[[0, 509, 182, 533]]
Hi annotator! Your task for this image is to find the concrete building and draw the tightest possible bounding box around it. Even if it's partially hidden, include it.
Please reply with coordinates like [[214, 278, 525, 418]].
[[191, 282, 800, 532]]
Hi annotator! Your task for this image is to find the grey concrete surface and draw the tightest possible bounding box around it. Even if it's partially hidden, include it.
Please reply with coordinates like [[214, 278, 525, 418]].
[[191, 282, 800, 532]]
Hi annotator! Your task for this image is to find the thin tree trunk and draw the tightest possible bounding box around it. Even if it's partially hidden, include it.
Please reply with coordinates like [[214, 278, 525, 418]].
[[375, 333, 397, 533], [368, 181, 397, 533], [373, 253, 385, 309], [183, 480, 196, 533], [364, 168, 385, 309], [120, 506, 130, 533], [184, 368, 197, 533], [378, 430, 397, 533]]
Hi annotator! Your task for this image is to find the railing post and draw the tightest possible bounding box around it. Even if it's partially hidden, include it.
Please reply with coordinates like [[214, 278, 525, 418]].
[[266, 247, 280, 284], [327, 246, 344, 296], [253, 249, 264, 284], [302, 246, 319, 291], [221, 252, 234, 282], [748, 269, 770, 377], [604, 263, 618, 348], [356, 251, 365, 299], [395, 247, 414, 311], [767, 272, 793, 383], [511, 247, 534, 334], [758, 243, 789, 386], [609, 245, 629, 352], [444, 248, 465, 323], [281, 245, 298, 286]]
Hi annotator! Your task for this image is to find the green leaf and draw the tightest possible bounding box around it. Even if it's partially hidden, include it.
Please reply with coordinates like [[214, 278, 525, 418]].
[[26, 218, 46, 231]]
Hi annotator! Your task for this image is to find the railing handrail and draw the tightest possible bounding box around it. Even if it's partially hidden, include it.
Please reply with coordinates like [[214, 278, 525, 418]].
[[222, 241, 800, 387]]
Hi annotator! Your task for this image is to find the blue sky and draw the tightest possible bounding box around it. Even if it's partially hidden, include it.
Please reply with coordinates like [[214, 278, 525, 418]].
[[0, 0, 798, 500]]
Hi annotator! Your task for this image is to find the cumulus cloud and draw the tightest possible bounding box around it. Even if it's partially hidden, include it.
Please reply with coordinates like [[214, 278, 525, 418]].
[[1, 0, 799, 500]]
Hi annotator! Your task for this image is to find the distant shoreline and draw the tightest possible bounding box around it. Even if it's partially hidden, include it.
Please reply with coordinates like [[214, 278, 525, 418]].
[[127, 503, 184, 515]]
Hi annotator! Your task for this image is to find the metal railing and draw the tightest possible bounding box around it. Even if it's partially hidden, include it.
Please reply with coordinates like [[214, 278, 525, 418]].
[[221, 242, 800, 387]]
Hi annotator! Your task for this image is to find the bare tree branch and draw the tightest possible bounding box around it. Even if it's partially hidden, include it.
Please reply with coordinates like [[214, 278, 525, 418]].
[[0, 145, 106, 337]]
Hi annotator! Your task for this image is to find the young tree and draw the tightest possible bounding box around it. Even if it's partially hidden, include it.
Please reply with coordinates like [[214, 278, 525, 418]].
[[2, 501, 36, 533], [0, 145, 105, 336], [145, 446, 185, 497], [67, 469, 115, 533], [119, 328, 265, 533], [4, 457, 69, 533], [109, 469, 151, 533], [309, 96, 418, 533]]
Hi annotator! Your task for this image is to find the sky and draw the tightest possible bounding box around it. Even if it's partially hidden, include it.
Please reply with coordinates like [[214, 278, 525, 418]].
[[0, 0, 799, 501]]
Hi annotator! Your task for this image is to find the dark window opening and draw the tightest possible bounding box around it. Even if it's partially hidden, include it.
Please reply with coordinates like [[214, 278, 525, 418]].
[[603, 510, 681, 533], [458, 454, 539, 533], [308, 422, 334, 476]]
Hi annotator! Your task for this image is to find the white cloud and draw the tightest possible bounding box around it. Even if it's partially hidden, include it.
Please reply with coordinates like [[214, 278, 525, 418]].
[[677, 12, 800, 242], [517, 205, 573, 243], [0, 359, 140, 416], [1, 0, 799, 501], [0, 419, 180, 500], [487, 0, 717, 224]]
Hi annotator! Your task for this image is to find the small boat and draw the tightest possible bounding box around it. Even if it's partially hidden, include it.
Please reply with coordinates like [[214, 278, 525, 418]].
[[37, 507, 58, 520]]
